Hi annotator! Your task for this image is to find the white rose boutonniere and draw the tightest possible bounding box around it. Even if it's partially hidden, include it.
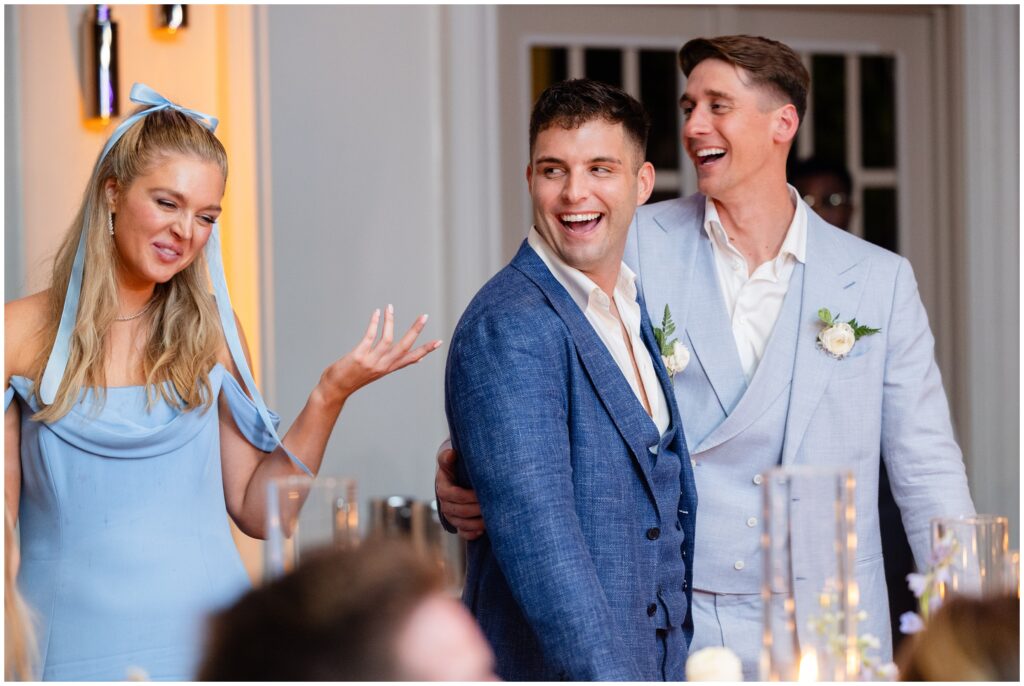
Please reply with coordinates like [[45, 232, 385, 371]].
[[685, 646, 743, 681], [816, 308, 880, 359], [653, 305, 689, 378]]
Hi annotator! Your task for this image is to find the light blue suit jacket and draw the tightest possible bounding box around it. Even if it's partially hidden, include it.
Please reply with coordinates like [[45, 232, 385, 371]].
[[445, 242, 698, 680], [625, 193, 975, 656]]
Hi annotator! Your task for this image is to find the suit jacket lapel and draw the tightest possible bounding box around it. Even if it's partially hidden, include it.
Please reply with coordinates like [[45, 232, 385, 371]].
[[781, 216, 870, 464], [510, 243, 663, 512], [638, 198, 748, 417], [695, 263, 803, 453]]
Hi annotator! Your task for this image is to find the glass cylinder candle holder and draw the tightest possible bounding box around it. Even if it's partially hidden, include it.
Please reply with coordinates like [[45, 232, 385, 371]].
[[264, 476, 359, 582], [931, 514, 1010, 599], [761, 465, 858, 681]]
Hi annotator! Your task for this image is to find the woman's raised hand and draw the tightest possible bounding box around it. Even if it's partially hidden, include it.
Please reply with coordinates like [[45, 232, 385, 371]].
[[319, 305, 442, 405]]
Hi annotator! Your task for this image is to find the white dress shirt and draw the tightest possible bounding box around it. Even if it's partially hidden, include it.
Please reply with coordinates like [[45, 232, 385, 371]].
[[528, 227, 670, 435], [704, 185, 808, 382]]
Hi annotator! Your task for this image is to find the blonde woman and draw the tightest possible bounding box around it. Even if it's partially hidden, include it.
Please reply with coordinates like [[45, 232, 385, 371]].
[[4, 85, 440, 680]]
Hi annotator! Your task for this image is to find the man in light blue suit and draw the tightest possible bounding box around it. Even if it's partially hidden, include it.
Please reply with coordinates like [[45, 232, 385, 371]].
[[445, 79, 698, 680], [438, 35, 974, 679]]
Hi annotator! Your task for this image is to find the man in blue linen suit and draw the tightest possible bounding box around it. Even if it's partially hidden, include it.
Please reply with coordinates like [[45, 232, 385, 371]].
[[438, 35, 974, 679], [445, 79, 697, 680]]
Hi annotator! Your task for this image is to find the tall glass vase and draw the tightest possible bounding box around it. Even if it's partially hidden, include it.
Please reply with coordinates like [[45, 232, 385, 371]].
[[931, 514, 1010, 599], [264, 476, 359, 582], [761, 466, 858, 681]]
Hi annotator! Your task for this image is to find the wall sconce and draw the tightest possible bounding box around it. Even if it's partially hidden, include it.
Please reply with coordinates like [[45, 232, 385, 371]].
[[155, 5, 188, 36], [84, 4, 119, 123]]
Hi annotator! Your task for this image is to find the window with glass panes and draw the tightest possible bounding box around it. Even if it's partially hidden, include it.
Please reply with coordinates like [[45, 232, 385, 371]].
[[793, 52, 900, 253]]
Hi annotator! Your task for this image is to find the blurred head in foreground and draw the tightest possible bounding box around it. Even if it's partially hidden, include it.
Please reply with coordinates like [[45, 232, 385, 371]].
[[896, 594, 1019, 681], [198, 540, 496, 681]]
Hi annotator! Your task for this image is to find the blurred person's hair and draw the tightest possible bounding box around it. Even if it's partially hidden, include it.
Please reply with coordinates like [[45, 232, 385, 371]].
[[679, 35, 810, 123], [5, 511, 37, 681], [197, 539, 445, 681], [529, 78, 651, 166], [791, 156, 853, 195], [896, 594, 1019, 681]]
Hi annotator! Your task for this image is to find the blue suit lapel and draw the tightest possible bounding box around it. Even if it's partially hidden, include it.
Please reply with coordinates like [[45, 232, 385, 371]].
[[637, 198, 747, 417], [781, 215, 871, 464], [510, 242, 663, 515]]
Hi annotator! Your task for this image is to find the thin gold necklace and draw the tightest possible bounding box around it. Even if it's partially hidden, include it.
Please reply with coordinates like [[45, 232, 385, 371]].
[[115, 298, 156, 322]]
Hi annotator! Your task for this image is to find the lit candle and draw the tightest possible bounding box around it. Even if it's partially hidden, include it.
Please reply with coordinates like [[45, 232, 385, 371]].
[[798, 649, 818, 682]]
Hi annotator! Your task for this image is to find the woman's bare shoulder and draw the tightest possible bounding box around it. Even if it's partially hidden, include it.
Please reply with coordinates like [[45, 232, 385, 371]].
[[5, 291, 51, 379]]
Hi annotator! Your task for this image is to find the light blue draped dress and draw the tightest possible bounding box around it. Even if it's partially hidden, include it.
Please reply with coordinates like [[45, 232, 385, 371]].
[[6, 364, 279, 681]]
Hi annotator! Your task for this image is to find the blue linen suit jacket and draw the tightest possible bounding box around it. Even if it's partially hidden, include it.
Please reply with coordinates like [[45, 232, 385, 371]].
[[445, 241, 698, 681], [624, 193, 975, 657]]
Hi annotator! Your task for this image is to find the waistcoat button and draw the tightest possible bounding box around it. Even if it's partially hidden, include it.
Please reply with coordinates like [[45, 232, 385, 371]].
[[646, 527, 661, 541]]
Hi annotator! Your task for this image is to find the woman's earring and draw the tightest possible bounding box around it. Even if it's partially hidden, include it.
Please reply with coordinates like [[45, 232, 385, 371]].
[[108, 212, 115, 236]]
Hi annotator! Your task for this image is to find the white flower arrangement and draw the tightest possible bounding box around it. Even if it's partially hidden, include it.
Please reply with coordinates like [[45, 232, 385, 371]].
[[816, 308, 880, 359], [899, 529, 959, 634], [806, 588, 898, 680], [685, 646, 743, 681], [653, 305, 689, 378]]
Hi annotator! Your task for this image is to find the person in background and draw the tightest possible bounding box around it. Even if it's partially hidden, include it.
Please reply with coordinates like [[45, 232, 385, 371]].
[[5, 511, 36, 682], [896, 595, 1019, 681], [197, 540, 497, 681], [789, 155, 854, 230], [790, 155, 918, 650]]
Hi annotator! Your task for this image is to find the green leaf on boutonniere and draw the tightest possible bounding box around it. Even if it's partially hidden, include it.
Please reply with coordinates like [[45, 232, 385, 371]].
[[818, 308, 835, 326], [654, 304, 677, 356], [848, 318, 881, 340]]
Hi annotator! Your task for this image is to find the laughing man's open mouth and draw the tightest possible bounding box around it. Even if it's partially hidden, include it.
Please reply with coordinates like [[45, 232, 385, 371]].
[[559, 212, 603, 232]]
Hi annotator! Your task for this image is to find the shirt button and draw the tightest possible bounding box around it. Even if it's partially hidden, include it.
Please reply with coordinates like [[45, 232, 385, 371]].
[[646, 527, 661, 541], [734, 560, 745, 571], [690, 458, 697, 468], [747, 517, 758, 527], [647, 603, 658, 617], [753, 474, 764, 485], [732, 261, 743, 271]]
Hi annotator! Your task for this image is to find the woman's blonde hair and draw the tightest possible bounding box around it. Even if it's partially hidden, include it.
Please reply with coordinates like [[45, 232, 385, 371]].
[[31, 107, 229, 421]]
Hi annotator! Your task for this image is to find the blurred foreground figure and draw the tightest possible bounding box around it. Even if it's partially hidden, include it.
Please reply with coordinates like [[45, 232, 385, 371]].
[[198, 540, 497, 681], [896, 595, 1019, 681]]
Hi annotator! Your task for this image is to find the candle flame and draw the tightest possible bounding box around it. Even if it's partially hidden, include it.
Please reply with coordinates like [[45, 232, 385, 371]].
[[798, 649, 818, 682]]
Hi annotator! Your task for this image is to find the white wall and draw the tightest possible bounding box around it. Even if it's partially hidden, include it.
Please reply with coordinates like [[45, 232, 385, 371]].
[[959, 5, 1019, 537], [257, 6, 499, 512]]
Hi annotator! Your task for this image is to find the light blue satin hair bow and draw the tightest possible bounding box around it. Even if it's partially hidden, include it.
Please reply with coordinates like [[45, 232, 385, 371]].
[[40, 83, 312, 476]]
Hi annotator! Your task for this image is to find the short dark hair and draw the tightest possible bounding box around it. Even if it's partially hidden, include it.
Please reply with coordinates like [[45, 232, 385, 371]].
[[791, 156, 853, 195], [679, 35, 809, 123], [529, 78, 651, 163], [197, 540, 444, 681]]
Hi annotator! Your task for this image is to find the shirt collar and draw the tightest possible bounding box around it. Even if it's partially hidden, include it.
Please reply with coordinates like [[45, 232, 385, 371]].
[[702, 184, 808, 265], [527, 226, 638, 312]]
